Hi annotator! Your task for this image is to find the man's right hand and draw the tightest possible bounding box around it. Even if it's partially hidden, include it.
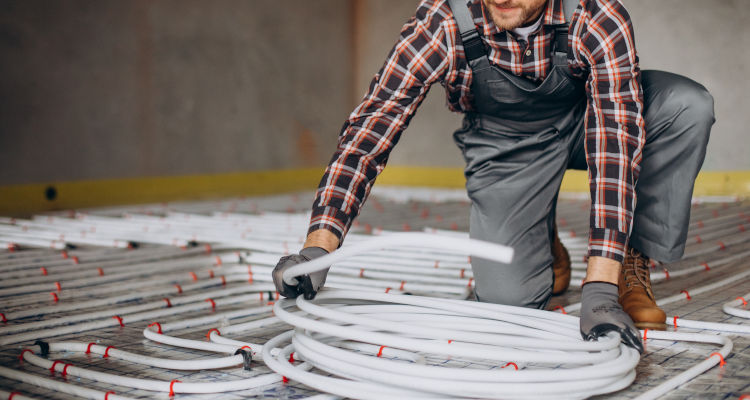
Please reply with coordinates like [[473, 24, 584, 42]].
[[272, 247, 330, 300]]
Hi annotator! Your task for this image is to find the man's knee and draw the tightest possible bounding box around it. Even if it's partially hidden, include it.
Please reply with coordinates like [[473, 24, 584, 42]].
[[644, 71, 715, 145], [473, 261, 552, 309]]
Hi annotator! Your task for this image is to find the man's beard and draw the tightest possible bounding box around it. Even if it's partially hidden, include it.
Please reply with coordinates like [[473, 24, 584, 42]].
[[483, 0, 546, 31]]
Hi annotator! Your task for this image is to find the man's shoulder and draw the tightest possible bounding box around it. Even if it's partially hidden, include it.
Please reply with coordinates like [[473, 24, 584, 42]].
[[408, 0, 458, 35]]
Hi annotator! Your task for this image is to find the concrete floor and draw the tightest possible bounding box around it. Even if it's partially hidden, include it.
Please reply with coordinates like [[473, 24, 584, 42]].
[[0, 188, 748, 399]]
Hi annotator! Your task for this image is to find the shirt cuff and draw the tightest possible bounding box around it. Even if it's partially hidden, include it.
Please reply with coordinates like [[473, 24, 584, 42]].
[[308, 205, 353, 243], [588, 228, 629, 263]]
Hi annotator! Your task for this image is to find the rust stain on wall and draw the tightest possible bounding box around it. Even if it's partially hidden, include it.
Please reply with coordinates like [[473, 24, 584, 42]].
[[294, 121, 318, 167]]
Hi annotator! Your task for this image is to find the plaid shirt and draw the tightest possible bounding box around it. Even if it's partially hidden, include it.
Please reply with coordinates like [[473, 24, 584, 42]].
[[309, 0, 645, 263]]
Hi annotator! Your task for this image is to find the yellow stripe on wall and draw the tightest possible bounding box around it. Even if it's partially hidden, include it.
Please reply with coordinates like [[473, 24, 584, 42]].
[[0, 168, 325, 216], [0, 167, 747, 216]]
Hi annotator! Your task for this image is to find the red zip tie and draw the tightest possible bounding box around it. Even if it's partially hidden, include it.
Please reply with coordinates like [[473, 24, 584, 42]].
[[708, 352, 726, 367], [736, 297, 748, 306], [385, 287, 392, 293], [174, 284, 182, 294], [718, 241, 726, 250], [673, 316, 679, 327], [61, 363, 72, 377], [103, 346, 115, 358], [214, 255, 222, 266], [739, 395, 750, 400], [502, 362, 519, 370], [460, 269, 465, 278], [220, 275, 227, 286], [680, 290, 692, 300], [448, 340, 453, 344], [97, 267, 104, 276], [663, 268, 670, 280], [282, 375, 289, 383], [190, 271, 198, 281], [399, 281, 406, 291], [359, 268, 365, 278], [240, 345, 252, 352], [553, 306, 567, 314], [61, 250, 69, 259], [248, 266, 254, 284], [377, 346, 386, 357], [72, 256, 79, 264], [112, 315, 124, 327], [695, 235, 702, 243], [267, 301, 275, 306], [467, 278, 474, 287], [275, 292, 280, 300], [105, 391, 116, 400], [169, 379, 181, 397], [18, 349, 32, 363], [0, 313, 6, 323], [54, 282, 61, 291], [50, 292, 59, 303], [702, 262, 710, 271], [49, 360, 63, 374], [85, 342, 96, 354], [204, 244, 213, 253], [259, 292, 264, 302], [8, 392, 21, 399], [206, 328, 220, 341], [288, 352, 295, 363], [643, 329, 648, 341], [208, 269, 215, 278], [205, 298, 216, 311], [162, 298, 172, 308], [148, 322, 163, 334], [40, 267, 48, 276]]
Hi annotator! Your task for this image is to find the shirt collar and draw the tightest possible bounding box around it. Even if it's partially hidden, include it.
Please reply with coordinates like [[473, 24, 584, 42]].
[[469, 0, 567, 37]]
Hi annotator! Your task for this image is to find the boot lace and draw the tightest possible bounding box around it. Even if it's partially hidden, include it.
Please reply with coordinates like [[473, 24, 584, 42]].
[[622, 248, 654, 299]]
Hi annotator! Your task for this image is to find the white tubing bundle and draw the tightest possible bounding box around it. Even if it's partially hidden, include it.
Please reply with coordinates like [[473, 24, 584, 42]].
[[263, 290, 639, 399]]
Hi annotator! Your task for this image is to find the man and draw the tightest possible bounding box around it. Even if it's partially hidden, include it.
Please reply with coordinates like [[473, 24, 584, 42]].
[[273, 0, 713, 353]]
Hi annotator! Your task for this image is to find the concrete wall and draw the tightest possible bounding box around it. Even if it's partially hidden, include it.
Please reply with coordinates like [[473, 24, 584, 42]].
[[356, 0, 749, 171], [0, 0, 353, 186], [1, 0, 746, 190]]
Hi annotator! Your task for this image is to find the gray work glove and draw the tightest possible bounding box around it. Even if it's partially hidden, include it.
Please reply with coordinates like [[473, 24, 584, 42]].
[[580, 282, 644, 353], [272, 247, 329, 300]]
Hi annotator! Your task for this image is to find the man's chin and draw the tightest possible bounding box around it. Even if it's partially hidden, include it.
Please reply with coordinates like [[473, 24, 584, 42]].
[[493, 18, 524, 31]]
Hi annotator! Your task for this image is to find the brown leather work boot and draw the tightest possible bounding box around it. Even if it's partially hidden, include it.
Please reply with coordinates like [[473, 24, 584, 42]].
[[619, 248, 667, 330], [551, 227, 571, 295]]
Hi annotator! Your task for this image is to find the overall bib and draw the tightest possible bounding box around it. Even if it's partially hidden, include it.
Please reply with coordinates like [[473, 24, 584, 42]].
[[448, 0, 714, 308]]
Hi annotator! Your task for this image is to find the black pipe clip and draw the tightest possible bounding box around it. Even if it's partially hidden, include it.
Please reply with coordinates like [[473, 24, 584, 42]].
[[34, 340, 50, 358], [234, 348, 252, 370]]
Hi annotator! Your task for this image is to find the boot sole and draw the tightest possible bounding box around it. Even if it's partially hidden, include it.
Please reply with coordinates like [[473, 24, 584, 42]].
[[634, 322, 667, 330]]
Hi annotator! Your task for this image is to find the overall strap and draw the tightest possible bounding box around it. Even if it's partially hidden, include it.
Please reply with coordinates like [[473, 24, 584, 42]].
[[553, 0, 579, 65], [447, 0, 487, 63]]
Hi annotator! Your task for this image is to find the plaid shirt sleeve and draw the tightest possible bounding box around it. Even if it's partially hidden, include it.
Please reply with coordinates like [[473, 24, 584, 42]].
[[308, 0, 454, 241], [570, 0, 646, 262]]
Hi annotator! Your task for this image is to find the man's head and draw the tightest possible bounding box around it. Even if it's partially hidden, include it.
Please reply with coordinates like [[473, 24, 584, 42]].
[[482, 0, 548, 31]]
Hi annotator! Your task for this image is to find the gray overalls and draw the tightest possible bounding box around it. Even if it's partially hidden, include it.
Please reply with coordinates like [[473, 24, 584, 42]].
[[448, 0, 714, 308]]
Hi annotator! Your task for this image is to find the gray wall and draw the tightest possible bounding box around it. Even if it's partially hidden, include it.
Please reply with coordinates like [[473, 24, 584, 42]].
[[357, 0, 749, 171], [0, 0, 352, 185], [1, 0, 747, 189]]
